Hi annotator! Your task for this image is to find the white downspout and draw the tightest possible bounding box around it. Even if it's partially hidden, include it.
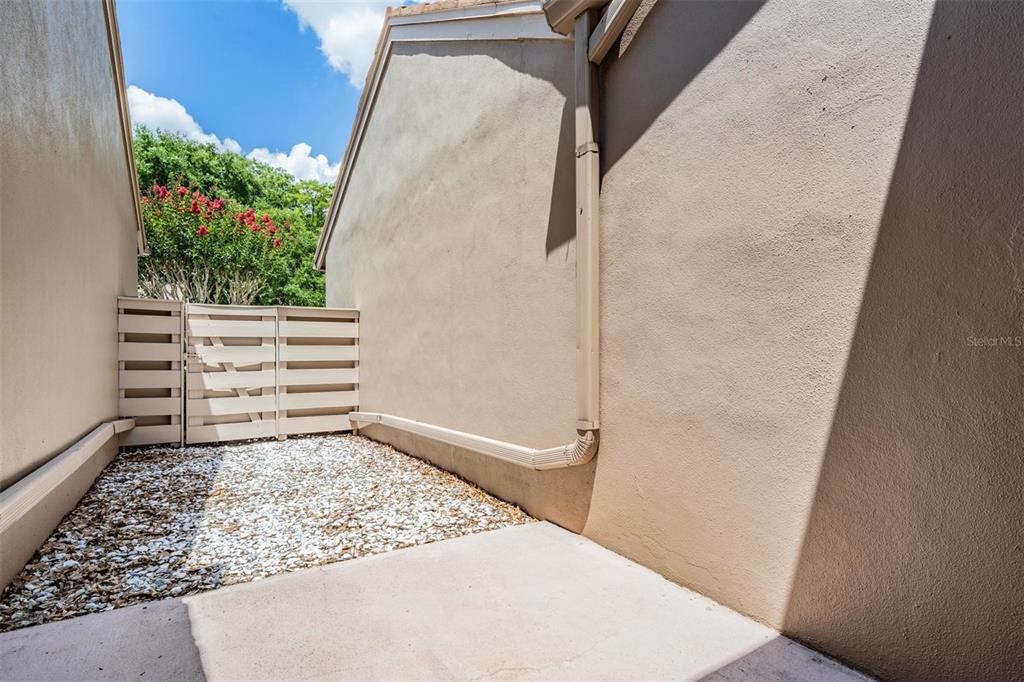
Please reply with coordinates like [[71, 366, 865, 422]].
[[350, 11, 601, 471]]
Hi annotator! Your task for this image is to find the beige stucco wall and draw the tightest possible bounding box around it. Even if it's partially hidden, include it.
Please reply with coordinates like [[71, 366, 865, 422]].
[[326, 39, 595, 529], [0, 0, 138, 582], [326, 2, 1023, 678], [590, 0, 1023, 679]]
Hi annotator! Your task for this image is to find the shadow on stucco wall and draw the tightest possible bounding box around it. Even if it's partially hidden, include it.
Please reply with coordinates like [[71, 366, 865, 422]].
[[600, 0, 766, 174], [782, 2, 1024, 679], [546, 98, 576, 257], [392, 39, 578, 260]]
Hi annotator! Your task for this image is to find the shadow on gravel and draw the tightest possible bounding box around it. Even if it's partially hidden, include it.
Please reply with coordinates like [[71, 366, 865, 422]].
[[0, 445, 227, 633]]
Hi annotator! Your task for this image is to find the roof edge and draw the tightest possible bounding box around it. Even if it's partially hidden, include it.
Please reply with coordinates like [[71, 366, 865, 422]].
[[314, 0, 566, 271], [102, 0, 147, 256]]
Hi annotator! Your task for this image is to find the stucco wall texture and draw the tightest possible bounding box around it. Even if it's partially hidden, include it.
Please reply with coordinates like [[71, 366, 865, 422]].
[[0, 0, 138, 580], [326, 1, 1023, 679], [327, 39, 596, 529]]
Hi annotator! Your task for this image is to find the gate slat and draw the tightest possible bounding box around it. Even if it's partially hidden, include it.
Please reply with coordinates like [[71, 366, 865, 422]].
[[279, 390, 359, 411], [120, 397, 182, 417], [278, 368, 359, 386], [118, 370, 181, 389], [193, 346, 275, 366], [279, 345, 359, 362], [118, 342, 180, 362], [187, 421, 277, 444], [188, 394, 277, 417], [187, 369, 276, 391], [279, 415, 352, 435], [278, 321, 359, 338], [187, 319, 276, 337]]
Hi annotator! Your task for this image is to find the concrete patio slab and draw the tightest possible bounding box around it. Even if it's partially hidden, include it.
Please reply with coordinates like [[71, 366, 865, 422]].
[[0, 522, 869, 681]]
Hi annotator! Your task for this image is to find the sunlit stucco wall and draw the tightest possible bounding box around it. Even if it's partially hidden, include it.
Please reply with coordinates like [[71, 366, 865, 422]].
[[590, 1, 1023, 679], [325, 1, 1024, 678], [325, 39, 595, 530], [0, 0, 138, 584]]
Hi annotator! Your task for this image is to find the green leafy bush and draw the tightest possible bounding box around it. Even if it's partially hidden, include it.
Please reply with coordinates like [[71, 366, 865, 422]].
[[134, 127, 329, 306]]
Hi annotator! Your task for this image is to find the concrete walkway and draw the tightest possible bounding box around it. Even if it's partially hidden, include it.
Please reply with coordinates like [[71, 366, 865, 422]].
[[0, 523, 868, 681]]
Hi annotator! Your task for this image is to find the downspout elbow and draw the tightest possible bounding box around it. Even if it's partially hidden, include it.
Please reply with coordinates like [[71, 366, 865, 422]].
[[532, 429, 599, 470], [569, 428, 599, 466]]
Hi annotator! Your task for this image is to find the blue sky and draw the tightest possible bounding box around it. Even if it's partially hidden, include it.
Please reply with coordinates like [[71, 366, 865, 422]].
[[117, 1, 402, 183]]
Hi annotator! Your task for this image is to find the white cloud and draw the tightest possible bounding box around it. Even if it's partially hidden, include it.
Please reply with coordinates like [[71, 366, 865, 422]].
[[126, 85, 242, 153], [126, 85, 338, 184], [284, 0, 414, 87], [248, 143, 341, 184]]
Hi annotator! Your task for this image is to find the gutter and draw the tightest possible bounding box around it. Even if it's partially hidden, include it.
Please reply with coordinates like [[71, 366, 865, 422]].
[[350, 10, 603, 471]]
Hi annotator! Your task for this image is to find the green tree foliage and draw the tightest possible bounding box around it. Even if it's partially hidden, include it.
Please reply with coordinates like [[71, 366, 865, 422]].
[[133, 127, 329, 306]]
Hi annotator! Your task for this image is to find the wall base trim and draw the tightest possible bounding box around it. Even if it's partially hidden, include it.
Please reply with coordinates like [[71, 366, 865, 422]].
[[350, 412, 596, 470], [0, 418, 133, 590]]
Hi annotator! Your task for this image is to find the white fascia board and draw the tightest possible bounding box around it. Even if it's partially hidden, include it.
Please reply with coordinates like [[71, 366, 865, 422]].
[[314, 1, 570, 271]]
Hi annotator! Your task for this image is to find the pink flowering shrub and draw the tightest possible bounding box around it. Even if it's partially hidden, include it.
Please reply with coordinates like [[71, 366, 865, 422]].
[[139, 182, 291, 304]]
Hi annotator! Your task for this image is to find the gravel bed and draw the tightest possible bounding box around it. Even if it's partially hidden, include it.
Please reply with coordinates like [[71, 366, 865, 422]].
[[0, 435, 532, 632]]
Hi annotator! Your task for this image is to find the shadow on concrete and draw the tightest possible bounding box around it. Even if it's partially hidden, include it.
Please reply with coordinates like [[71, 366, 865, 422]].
[[3, 523, 863, 681], [782, 2, 1024, 679], [698, 636, 866, 681], [0, 577, 206, 681]]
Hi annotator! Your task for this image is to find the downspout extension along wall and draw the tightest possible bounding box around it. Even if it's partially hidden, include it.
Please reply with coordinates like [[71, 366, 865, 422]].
[[350, 10, 602, 471]]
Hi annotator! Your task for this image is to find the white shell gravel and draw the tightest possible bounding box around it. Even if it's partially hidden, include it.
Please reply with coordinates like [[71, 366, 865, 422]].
[[0, 435, 532, 632]]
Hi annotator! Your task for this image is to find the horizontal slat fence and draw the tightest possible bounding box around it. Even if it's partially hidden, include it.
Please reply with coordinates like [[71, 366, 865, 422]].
[[277, 306, 359, 437], [186, 304, 278, 444], [116, 299, 359, 446], [117, 297, 184, 446]]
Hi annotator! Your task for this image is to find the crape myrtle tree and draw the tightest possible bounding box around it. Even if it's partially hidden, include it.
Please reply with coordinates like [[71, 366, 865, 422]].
[[133, 127, 331, 306]]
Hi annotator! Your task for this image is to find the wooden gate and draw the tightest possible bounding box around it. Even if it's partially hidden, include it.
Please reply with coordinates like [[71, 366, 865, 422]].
[[185, 304, 279, 444], [116, 298, 359, 446], [185, 303, 360, 444]]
